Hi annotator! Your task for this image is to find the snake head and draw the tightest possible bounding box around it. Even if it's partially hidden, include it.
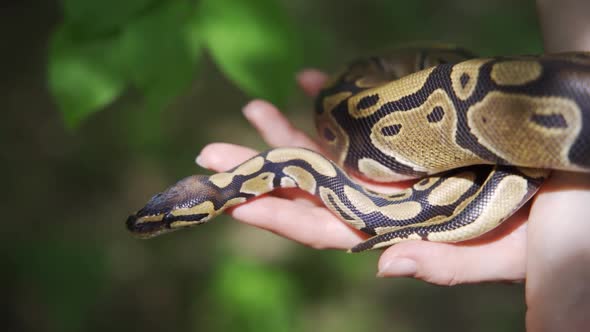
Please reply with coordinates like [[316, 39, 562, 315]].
[[126, 175, 219, 238]]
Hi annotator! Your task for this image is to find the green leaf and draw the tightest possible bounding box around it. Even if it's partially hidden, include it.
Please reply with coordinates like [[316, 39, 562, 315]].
[[209, 258, 299, 332], [119, 0, 201, 113], [199, 0, 303, 105], [59, 0, 157, 37], [48, 25, 125, 129], [50, 1, 203, 129]]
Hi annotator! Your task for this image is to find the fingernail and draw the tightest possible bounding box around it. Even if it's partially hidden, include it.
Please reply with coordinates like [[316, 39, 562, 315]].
[[195, 154, 205, 168], [377, 258, 417, 277]]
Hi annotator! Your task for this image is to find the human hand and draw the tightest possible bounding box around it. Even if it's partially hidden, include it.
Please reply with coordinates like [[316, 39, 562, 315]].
[[195, 70, 590, 288]]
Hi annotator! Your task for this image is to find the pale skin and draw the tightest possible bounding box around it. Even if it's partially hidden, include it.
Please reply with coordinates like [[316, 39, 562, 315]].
[[196, 6, 590, 329]]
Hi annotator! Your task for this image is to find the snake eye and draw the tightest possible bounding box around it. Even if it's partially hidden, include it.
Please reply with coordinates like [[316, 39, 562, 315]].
[[162, 212, 174, 227]]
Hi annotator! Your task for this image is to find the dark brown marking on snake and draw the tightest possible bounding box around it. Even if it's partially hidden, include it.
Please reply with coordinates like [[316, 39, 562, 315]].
[[418, 229, 429, 240], [426, 106, 445, 123], [388, 192, 410, 199], [327, 194, 355, 220], [530, 113, 568, 128], [163, 213, 209, 224], [460, 73, 470, 88], [357, 94, 380, 110], [418, 178, 430, 186], [380, 124, 402, 136]]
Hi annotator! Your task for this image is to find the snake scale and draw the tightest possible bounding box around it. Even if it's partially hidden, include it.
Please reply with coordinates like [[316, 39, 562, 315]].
[[126, 45, 590, 252]]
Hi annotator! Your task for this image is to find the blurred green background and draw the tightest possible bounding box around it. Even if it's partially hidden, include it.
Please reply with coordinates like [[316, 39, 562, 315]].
[[3, 0, 542, 331]]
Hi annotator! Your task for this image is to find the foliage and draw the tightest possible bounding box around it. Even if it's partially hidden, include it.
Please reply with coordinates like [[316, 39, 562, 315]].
[[49, 0, 303, 128], [6, 0, 544, 331], [208, 258, 299, 332]]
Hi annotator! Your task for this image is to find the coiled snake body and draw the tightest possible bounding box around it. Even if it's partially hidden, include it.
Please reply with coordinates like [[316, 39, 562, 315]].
[[127, 46, 590, 252]]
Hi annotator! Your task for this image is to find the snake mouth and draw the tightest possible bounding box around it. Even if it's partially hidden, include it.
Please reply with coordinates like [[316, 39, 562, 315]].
[[126, 211, 212, 238], [126, 214, 170, 238]]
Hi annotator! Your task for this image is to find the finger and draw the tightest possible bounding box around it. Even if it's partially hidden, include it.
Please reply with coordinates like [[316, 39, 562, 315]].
[[377, 209, 529, 285], [297, 69, 329, 97], [229, 195, 364, 250], [196, 143, 259, 171], [242, 99, 320, 150]]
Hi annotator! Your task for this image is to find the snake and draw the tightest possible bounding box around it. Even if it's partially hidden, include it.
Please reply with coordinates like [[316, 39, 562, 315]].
[[126, 45, 590, 252]]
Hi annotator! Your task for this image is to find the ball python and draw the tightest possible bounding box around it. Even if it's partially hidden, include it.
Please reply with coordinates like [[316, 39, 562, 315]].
[[126, 45, 590, 252]]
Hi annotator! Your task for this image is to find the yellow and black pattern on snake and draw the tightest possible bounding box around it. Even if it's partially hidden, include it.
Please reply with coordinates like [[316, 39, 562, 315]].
[[316, 49, 590, 180], [127, 46, 590, 252], [126, 148, 544, 252]]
